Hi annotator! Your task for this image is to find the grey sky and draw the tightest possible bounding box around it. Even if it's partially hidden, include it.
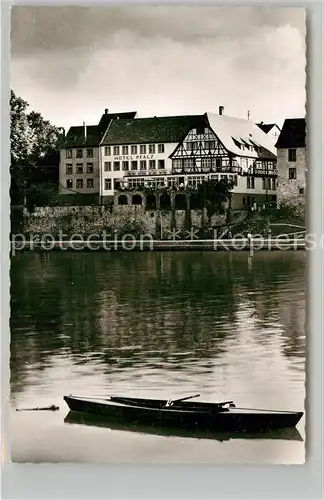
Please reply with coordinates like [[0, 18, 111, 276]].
[[10, 6, 306, 131]]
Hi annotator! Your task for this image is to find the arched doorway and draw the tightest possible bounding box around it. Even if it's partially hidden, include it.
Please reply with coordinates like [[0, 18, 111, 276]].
[[174, 194, 186, 210], [160, 193, 171, 210], [118, 194, 128, 206], [132, 194, 142, 206], [146, 193, 157, 210]]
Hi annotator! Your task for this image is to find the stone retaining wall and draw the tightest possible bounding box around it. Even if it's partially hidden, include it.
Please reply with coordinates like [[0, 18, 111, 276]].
[[22, 205, 230, 238]]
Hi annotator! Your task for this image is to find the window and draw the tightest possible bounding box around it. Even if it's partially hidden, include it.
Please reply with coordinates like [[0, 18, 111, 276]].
[[247, 176, 255, 189], [86, 163, 94, 173], [66, 179, 73, 189], [146, 177, 165, 188], [131, 145, 137, 154], [87, 148, 93, 158], [149, 160, 156, 169], [66, 149, 73, 158], [76, 163, 83, 174], [87, 179, 94, 188], [299, 187, 304, 195], [122, 161, 129, 171], [140, 145, 146, 154], [76, 179, 83, 189], [288, 149, 297, 162], [206, 140, 216, 150], [173, 159, 183, 170], [212, 158, 222, 169], [128, 178, 145, 189], [104, 162, 111, 171], [158, 159, 165, 169], [104, 146, 111, 156], [158, 144, 164, 153], [201, 158, 211, 170], [289, 168, 297, 180], [66, 164, 73, 174], [187, 176, 205, 187], [140, 160, 147, 170], [113, 146, 120, 155], [131, 161, 138, 170], [262, 177, 271, 190], [167, 177, 179, 188], [105, 179, 112, 190], [149, 144, 155, 154], [76, 149, 83, 158], [272, 178, 277, 190], [184, 159, 194, 169], [113, 161, 120, 171], [122, 145, 128, 155]]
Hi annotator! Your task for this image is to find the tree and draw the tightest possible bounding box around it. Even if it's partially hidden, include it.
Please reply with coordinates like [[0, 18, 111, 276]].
[[10, 91, 34, 171], [197, 178, 234, 226], [10, 90, 64, 205]]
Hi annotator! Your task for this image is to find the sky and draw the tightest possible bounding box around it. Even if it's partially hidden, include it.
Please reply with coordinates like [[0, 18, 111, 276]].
[[10, 6, 306, 132]]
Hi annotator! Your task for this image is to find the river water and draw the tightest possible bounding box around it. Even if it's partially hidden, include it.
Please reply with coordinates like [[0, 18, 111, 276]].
[[10, 250, 306, 464]]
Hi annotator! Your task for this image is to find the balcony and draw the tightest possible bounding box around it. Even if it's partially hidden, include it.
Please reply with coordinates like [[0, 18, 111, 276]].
[[171, 165, 242, 175], [125, 169, 167, 177], [246, 168, 278, 177]]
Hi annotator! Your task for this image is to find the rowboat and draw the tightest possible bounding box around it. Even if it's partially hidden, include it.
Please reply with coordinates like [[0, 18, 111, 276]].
[[64, 410, 303, 442], [63, 394, 303, 433]]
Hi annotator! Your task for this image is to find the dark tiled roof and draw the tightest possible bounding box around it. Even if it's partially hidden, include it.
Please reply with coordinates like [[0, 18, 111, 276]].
[[275, 118, 306, 148], [63, 111, 138, 148], [63, 125, 100, 148], [97, 111, 137, 133], [256, 123, 277, 134], [101, 114, 208, 145]]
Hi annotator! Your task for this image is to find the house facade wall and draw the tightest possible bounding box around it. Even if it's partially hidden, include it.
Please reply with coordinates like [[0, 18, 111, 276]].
[[99, 142, 177, 198], [276, 147, 306, 205], [59, 146, 100, 195]]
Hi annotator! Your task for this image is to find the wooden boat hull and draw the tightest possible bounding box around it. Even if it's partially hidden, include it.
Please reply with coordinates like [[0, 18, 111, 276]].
[[63, 395, 303, 433], [64, 410, 303, 442]]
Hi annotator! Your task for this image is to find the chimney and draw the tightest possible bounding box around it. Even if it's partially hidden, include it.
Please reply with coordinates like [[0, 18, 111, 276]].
[[219, 106, 224, 115], [83, 121, 87, 140], [105, 108, 109, 114]]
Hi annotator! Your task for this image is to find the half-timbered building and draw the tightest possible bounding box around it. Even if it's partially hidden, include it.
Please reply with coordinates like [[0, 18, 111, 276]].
[[168, 110, 278, 209]]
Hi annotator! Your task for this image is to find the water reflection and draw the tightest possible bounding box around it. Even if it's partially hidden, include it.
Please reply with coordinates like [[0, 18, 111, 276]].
[[64, 410, 303, 443], [10, 251, 305, 399]]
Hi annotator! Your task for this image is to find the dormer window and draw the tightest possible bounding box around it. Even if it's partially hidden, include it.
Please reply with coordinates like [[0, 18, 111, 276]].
[[232, 138, 241, 149]]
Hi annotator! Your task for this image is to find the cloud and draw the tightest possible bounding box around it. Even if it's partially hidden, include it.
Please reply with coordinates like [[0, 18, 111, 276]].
[[10, 6, 306, 129], [11, 6, 305, 56]]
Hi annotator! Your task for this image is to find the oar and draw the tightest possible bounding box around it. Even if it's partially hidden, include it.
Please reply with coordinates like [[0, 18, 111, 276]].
[[16, 404, 59, 412], [164, 394, 200, 407]]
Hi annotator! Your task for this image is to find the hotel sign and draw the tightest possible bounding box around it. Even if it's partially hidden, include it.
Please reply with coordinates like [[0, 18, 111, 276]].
[[113, 155, 154, 161]]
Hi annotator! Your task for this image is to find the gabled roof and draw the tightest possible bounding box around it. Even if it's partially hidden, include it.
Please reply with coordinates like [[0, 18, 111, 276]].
[[256, 123, 278, 134], [97, 112, 137, 134], [63, 125, 99, 148], [275, 118, 306, 149], [206, 113, 277, 158], [62, 111, 138, 148], [101, 114, 208, 145]]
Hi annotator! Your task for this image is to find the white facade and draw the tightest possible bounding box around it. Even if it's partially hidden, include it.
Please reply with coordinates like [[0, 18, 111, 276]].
[[99, 142, 177, 197]]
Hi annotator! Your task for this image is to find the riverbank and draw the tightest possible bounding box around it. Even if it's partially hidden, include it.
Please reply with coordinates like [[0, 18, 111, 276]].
[[11, 236, 306, 253]]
